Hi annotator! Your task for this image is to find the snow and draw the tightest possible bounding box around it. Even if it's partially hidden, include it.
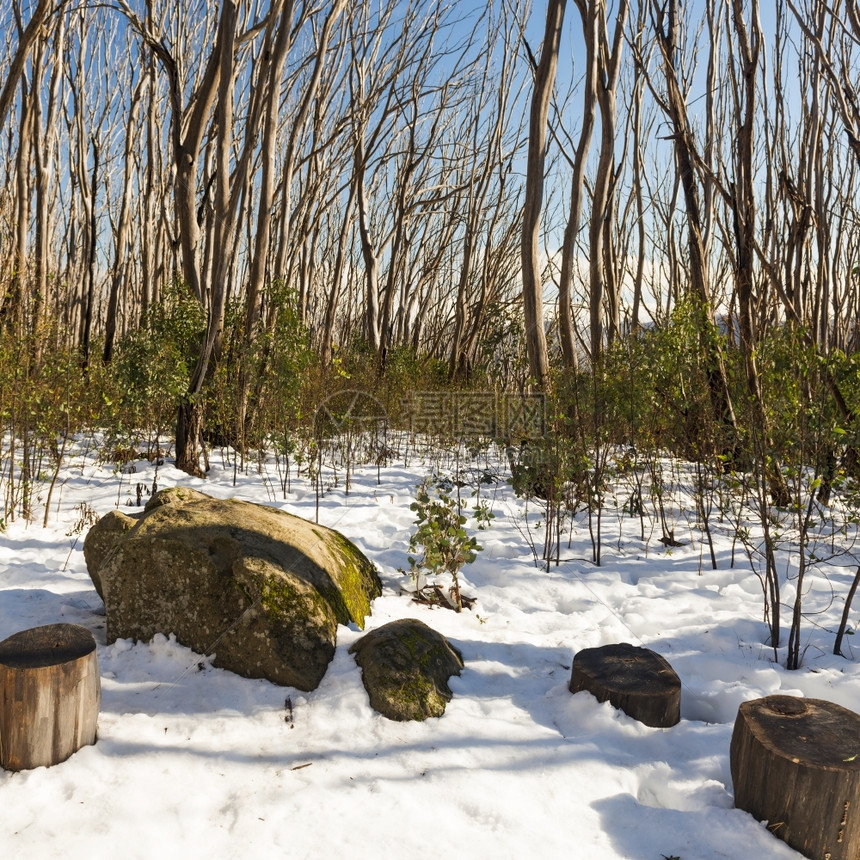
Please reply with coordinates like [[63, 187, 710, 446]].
[[1, 438, 857, 859]]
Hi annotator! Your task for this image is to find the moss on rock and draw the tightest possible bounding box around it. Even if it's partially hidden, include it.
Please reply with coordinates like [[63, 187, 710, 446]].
[[313, 527, 381, 629]]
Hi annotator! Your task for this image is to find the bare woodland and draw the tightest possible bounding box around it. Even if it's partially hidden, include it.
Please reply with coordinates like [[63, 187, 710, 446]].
[[1, 0, 859, 494]]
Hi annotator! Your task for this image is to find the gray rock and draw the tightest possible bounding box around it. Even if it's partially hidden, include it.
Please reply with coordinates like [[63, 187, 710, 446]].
[[86, 487, 382, 690], [349, 619, 463, 721], [83, 509, 141, 599]]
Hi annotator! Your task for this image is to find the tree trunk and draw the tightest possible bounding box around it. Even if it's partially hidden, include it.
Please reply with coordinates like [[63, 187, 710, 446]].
[[81, 136, 99, 371], [834, 565, 860, 658], [521, 0, 565, 390], [321, 182, 356, 367], [731, 695, 860, 860], [103, 75, 143, 364], [237, 0, 295, 445], [174, 1, 239, 477], [355, 141, 381, 353], [140, 45, 158, 317], [174, 398, 205, 478], [5, 72, 33, 333], [730, 0, 790, 506], [0, 623, 100, 771], [558, 0, 597, 369]]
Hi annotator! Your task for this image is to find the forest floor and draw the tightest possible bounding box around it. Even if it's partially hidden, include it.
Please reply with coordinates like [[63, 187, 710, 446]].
[[1, 436, 857, 859]]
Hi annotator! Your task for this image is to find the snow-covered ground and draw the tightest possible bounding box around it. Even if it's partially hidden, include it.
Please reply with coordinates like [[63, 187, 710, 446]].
[[1, 437, 857, 859]]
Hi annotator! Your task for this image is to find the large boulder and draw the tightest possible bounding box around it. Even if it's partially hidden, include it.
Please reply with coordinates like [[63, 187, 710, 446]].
[[86, 487, 382, 690], [349, 619, 463, 721]]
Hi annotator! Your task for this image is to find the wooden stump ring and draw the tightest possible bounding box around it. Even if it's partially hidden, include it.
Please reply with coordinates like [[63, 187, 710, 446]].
[[568, 642, 681, 727], [730, 694, 860, 860], [0, 623, 100, 771]]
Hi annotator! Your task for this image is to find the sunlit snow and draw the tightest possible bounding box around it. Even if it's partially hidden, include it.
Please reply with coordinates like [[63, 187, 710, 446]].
[[1, 439, 854, 859]]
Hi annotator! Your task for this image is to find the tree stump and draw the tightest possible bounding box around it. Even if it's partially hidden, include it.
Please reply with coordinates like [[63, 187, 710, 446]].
[[730, 695, 860, 860], [0, 623, 100, 771], [568, 642, 681, 727]]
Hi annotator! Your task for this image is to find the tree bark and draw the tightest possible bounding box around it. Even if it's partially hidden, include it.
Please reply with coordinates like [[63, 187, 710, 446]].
[[174, 1, 239, 477], [320, 183, 356, 367], [81, 136, 99, 372], [4, 69, 33, 332], [103, 70, 143, 364], [235, 0, 296, 447], [557, 0, 598, 369], [834, 565, 860, 658], [587, 0, 627, 360], [729, 0, 790, 505]]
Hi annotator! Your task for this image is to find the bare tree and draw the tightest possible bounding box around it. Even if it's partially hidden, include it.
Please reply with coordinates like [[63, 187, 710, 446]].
[[103, 34, 144, 364], [447, 5, 525, 379], [642, 0, 738, 452], [556, 0, 598, 369], [521, 0, 565, 389], [116, 1, 301, 474], [0, 0, 55, 134], [587, 0, 628, 360]]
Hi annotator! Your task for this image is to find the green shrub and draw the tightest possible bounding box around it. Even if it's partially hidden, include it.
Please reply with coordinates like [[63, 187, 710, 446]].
[[406, 474, 493, 611], [109, 280, 205, 449]]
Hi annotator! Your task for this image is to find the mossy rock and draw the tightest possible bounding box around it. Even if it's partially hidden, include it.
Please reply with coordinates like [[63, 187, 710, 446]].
[[349, 619, 463, 721], [85, 488, 382, 690]]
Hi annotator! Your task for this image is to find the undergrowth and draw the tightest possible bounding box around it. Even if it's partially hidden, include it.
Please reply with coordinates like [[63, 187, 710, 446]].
[[1, 296, 859, 670]]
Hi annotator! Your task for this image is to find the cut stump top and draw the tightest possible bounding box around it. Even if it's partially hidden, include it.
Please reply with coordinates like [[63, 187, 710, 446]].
[[571, 642, 681, 696], [738, 695, 860, 772], [569, 642, 681, 727], [0, 624, 97, 670]]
